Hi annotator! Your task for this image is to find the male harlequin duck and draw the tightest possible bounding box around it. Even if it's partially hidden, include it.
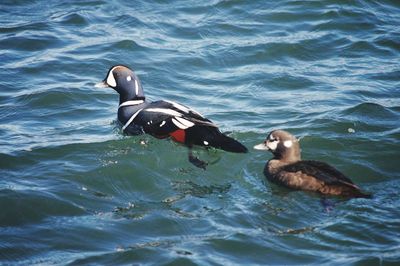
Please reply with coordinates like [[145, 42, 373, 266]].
[[254, 130, 371, 198], [99, 65, 247, 169]]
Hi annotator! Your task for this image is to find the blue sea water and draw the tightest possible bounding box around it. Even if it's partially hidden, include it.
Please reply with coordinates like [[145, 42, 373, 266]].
[[1, 0, 399, 265]]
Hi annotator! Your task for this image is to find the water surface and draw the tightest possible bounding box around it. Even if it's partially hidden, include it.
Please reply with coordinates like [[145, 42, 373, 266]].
[[1, 0, 400, 265]]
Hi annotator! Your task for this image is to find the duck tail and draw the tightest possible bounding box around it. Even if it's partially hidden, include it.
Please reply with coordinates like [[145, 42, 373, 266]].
[[185, 126, 248, 153], [208, 132, 248, 153]]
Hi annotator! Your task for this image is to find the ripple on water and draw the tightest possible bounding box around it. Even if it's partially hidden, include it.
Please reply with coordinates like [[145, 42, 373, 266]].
[[53, 12, 90, 27], [342, 102, 399, 122], [0, 189, 86, 227], [0, 34, 66, 52], [1, 0, 400, 265]]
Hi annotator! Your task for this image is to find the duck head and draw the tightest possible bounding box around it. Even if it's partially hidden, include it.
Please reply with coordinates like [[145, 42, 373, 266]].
[[254, 130, 301, 162], [101, 65, 145, 102]]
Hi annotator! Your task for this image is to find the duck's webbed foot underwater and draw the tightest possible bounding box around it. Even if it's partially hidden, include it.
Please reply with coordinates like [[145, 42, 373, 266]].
[[188, 149, 208, 170]]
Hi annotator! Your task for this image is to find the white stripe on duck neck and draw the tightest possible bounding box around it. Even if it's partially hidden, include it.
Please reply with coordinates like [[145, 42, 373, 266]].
[[122, 108, 143, 130], [119, 100, 145, 108]]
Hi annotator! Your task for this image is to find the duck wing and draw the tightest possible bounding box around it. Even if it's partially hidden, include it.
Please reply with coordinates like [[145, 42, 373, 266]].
[[143, 100, 216, 127], [126, 100, 247, 153], [136, 100, 217, 137], [281, 160, 356, 187]]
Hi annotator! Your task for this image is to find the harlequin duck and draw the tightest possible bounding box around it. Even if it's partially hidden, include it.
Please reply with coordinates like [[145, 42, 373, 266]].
[[254, 130, 371, 198], [99, 65, 247, 169]]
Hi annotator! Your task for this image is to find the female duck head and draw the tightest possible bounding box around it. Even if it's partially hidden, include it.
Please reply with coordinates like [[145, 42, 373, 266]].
[[254, 130, 301, 162]]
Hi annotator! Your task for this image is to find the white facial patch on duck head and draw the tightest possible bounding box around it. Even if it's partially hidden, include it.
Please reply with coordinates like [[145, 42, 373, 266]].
[[135, 79, 139, 95], [264, 133, 279, 151], [266, 140, 278, 151], [269, 134, 275, 141], [283, 140, 293, 148], [106, 67, 117, 87], [126, 75, 132, 81]]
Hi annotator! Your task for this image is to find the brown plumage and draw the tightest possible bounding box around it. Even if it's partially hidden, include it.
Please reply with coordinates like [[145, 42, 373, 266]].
[[254, 130, 371, 198]]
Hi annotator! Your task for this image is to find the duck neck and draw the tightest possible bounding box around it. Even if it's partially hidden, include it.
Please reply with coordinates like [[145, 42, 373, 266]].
[[119, 92, 145, 105], [274, 148, 301, 164], [117, 91, 146, 111]]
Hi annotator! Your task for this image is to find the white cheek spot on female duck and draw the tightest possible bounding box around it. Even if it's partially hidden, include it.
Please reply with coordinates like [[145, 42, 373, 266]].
[[283, 140, 293, 148], [267, 140, 278, 150]]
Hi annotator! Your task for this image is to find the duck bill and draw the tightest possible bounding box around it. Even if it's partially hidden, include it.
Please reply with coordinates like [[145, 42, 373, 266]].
[[253, 143, 269, 151], [94, 80, 109, 88]]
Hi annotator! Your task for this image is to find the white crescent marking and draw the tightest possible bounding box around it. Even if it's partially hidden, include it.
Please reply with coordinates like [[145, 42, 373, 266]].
[[164, 100, 203, 116], [145, 108, 182, 117], [269, 134, 275, 141], [106, 69, 117, 87], [174, 117, 194, 128], [172, 118, 188, 129], [160, 121, 166, 127]]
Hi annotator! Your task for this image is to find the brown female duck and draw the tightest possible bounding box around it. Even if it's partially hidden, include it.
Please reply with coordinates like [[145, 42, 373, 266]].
[[254, 130, 371, 198]]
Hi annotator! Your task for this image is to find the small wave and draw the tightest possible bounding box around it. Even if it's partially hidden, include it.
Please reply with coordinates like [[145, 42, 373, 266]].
[[0, 34, 64, 52], [111, 39, 147, 51], [342, 102, 398, 119], [0, 21, 50, 34], [0, 189, 86, 227], [55, 12, 89, 27]]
